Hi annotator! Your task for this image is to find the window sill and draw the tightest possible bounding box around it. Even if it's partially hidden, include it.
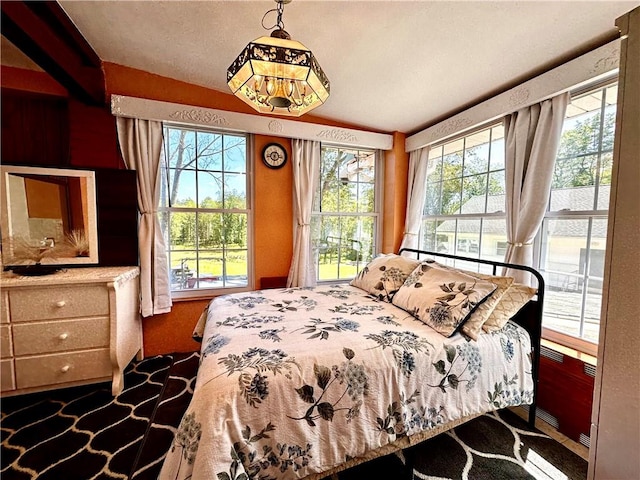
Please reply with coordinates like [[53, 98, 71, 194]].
[[542, 327, 598, 360], [541, 338, 597, 366], [170, 285, 252, 302]]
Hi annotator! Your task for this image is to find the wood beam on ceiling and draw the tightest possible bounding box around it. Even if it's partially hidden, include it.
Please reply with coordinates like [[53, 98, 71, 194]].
[[1, 1, 105, 105]]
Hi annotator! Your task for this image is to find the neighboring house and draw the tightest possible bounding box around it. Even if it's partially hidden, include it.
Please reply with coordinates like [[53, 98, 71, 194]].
[[434, 185, 609, 291]]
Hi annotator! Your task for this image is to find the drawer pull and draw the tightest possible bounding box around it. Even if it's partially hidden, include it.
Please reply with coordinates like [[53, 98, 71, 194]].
[[60, 365, 70, 373], [58, 333, 68, 340], [55, 301, 66, 308]]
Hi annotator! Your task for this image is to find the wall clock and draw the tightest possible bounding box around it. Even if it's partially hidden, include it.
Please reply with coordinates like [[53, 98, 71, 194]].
[[261, 143, 288, 169]]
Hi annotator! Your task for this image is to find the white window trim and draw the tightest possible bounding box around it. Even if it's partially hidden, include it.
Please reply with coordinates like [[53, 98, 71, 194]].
[[313, 145, 383, 284], [160, 127, 254, 300], [111, 95, 393, 150]]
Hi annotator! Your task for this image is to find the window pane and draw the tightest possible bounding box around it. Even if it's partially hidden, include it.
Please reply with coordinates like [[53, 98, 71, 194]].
[[420, 219, 439, 253], [224, 213, 248, 248], [197, 132, 222, 171], [224, 136, 247, 173], [455, 219, 480, 258], [442, 151, 463, 180], [541, 218, 589, 279], [489, 125, 505, 171], [461, 174, 487, 214], [442, 177, 462, 215], [550, 155, 598, 211], [544, 285, 585, 338], [170, 211, 196, 250], [357, 153, 376, 184], [319, 149, 340, 211], [198, 171, 222, 208], [169, 251, 197, 290], [558, 110, 602, 158], [318, 215, 340, 281], [487, 170, 506, 200], [463, 130, 490, 176], [166, 129, 196, 169], [197, 212, 223, 248], [428, 145, 443, 182], [583, 279, 602, 343], [589, 219, 608, 279], [597, 153, 613, 210], [170, 169, 196, 207], [224, 173, 247, 209], [425, 182, 442, 215], [481, 218, 507, 262], [339, 180, 358, 213], [358, 183, 374, 213]]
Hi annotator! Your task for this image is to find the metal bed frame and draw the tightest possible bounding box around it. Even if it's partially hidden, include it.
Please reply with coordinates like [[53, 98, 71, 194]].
[[398, 248, 545, 428]]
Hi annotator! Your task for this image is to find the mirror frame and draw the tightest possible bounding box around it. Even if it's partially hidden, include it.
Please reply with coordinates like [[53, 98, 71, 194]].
[[1, 165, 99, 266]]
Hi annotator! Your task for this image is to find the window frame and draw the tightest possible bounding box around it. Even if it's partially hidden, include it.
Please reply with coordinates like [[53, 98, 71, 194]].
[[535, 80, 617, 356], [419, 80, 616, 355], [159, 124, 254, 300], [419, 121, 508, 272], [312, 144, 383, 283]]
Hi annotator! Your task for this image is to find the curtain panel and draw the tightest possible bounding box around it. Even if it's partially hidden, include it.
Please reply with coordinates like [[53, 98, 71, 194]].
[[399, 147, 431, 255], [116, 117, 172, 317], [287, 139, 321, 288], [503, 92, 570, 285]]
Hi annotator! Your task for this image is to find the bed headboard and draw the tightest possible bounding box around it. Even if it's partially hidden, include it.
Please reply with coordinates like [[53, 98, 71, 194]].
[[398, 247, 544, 428]]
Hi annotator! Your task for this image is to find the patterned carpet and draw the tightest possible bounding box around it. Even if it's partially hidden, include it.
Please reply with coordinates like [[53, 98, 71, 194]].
[[1, 353, 587, 480]]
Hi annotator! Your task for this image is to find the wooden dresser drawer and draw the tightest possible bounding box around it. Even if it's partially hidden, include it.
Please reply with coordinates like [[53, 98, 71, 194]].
[[1, 359, 15, 391], [13, 318, 109, 356], [1, 325, 12, 358], [15, 349, 112, 389], [9, 286, 110, 322]]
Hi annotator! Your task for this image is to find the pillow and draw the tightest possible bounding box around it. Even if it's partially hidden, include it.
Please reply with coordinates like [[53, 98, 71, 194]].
[[461, 274, 514, 340], [482, 283, 537, 333], [410, 260, 515, 340], [350, 254, 421, 302], [392, 262, 497, 337]]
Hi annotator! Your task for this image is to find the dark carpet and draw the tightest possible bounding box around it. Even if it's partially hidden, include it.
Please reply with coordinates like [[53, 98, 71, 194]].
[[1, 353, 587, 480]]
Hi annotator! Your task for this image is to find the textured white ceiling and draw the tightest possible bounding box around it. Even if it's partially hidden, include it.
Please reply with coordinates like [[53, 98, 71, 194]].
[[36, 1, 640, 133]]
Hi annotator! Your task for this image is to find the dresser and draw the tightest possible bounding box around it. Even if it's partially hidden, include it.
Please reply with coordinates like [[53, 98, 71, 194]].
[[0, 267, 143, 397]]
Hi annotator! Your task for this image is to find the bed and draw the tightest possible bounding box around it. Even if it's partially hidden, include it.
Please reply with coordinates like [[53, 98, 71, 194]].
[[159, 249, 544, 480]]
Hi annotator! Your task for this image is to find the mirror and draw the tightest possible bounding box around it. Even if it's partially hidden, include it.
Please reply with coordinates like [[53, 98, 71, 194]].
[[1, 165, 99, 266]]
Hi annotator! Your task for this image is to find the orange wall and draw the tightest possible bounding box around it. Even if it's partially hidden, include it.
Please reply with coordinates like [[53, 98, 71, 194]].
[[383, 131, 409, 253], [1, 63, 407, 357]]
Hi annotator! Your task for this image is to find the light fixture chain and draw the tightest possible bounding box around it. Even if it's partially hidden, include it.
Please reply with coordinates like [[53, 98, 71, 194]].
[[276, 0, 285, 30], [261, 1, 287, 32]]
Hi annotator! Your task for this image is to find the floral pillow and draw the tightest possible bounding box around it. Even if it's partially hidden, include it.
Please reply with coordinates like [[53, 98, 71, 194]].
[[350, 254, 421, 302], [392, 262, 497, 337], [482, 283, 537, 333]]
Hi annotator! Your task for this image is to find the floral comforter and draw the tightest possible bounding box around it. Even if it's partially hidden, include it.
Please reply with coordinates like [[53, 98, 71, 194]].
[[159, 285, 533, 480]]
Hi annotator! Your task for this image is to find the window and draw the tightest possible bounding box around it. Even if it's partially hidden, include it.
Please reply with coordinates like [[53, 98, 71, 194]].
[[159, 126, 250, 295], [420, 124, 507, 272], [420, 82, 617, 353], [538, 82, 616, 348], [312, 146, 379, 281]]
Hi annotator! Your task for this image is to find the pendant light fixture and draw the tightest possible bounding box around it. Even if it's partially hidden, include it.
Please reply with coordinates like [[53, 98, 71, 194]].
[[227, 0, 330, 117]]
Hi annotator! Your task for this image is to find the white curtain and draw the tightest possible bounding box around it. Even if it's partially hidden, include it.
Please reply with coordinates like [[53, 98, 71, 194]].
[[399, 147, 431, 255], [287, 139, 321, 287], [116, 117, 172, 316], [503, 92, 570, 284]]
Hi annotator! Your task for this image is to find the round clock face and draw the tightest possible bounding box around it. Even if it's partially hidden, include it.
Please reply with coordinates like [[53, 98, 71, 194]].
[[262, 143, 287, 169]]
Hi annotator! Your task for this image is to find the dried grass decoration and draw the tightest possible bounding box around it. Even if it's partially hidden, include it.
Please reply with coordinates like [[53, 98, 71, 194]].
[[65, 229, 90, 257], [5, 236, 65, 276]]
